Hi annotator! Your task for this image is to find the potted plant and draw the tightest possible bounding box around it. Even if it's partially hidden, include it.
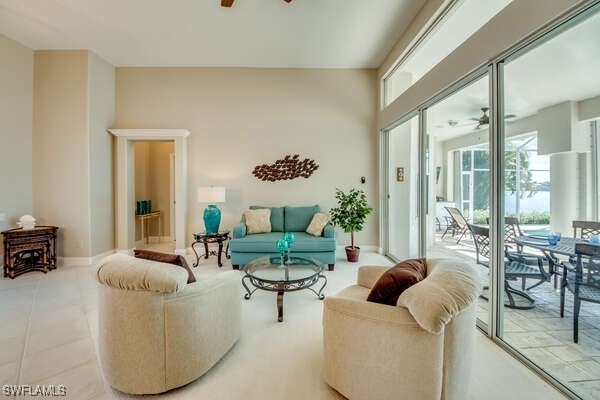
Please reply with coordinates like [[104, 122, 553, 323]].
[[330, 188, 373, 262]]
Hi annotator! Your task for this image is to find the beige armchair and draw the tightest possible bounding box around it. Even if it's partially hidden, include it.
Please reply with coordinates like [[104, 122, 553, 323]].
[[96, 254, 242, 394], [323, 258, 480, 400]]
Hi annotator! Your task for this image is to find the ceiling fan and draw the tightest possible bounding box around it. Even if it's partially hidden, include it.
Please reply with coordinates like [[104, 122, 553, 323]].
[[221, 0, 292, 7], [470, 107, 516, 129]]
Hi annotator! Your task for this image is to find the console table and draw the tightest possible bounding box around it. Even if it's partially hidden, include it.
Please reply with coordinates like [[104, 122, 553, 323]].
[[136, 211, 162, 244], [2, 226, 58, 279]]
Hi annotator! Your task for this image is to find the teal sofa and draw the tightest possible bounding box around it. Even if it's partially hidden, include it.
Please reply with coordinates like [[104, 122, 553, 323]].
[[229, 205, 336, 270]]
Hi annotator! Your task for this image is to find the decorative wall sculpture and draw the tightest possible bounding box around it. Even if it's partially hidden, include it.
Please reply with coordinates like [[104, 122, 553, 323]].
[[252, 154, 319, 182]]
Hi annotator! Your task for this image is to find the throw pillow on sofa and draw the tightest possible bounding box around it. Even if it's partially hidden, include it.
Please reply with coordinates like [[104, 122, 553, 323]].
[[244, 209, 272, 234], [249, 205, 284, 232], [306, 212, 330, 237], [366, 258, 427, 306]]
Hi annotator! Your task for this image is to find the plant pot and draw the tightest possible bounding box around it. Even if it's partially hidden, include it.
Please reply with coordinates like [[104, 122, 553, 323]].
[[345, 246, 360, 262]]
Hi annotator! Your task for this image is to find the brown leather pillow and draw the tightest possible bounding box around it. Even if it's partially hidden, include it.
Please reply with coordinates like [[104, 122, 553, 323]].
[[133, 249, 196, 284], [367, 258, 427, 306]]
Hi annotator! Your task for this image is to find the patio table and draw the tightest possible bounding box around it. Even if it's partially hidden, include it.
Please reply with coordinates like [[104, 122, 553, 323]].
[[513, 236, 587, 286]]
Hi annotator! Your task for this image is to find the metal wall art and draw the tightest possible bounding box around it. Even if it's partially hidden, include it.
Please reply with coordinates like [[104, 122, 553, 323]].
[[252, 154, 319, 182]]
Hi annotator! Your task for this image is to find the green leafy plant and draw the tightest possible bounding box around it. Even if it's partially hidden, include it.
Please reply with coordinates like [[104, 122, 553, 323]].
[[330, 188, 373, 249]]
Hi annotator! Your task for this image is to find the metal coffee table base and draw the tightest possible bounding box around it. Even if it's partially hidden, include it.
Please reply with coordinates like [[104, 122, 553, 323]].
[[242, 273, 327, 322]]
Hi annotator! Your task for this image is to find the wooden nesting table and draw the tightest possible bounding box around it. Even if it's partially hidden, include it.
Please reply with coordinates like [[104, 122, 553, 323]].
[[2, 226, 58, 279]]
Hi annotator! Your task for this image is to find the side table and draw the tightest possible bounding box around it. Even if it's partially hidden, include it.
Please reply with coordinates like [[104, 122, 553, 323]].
[[192, 231, 230, 268], [2, 226, 59, 279]]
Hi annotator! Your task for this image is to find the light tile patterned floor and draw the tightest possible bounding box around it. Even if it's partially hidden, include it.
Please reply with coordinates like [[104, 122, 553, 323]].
[[431, 233, 600, 399]]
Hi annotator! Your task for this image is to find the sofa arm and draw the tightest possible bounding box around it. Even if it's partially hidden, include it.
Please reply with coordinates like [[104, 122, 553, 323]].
[[233, 222, 246, 239], [323, 223, 334, 238], [357, 266, 389, 288], [323, 295, 444, 400], [163, 271, 241, 389]]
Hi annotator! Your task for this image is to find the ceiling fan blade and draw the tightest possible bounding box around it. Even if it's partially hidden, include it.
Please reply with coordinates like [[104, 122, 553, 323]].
[[504, 114, 516, 119], [283, 0, 293, 2], [221, 0, 234, 7]]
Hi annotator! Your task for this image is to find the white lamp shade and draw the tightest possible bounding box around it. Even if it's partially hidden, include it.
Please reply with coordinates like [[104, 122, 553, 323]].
[[198, 186, 226, 204]]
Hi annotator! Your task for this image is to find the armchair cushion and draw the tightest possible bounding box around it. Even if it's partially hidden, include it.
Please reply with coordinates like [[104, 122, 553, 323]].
[[97, 254, 188, 293], [249, 205, 284, 232], [284, 205, 320, 232], [367, 258, 427, 306], [244, 209, 272, 234], [133, 249, 196, 284], [397, 259, 480, 334]]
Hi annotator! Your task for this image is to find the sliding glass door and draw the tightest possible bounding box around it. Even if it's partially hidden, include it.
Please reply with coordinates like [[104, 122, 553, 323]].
[[381, 2, 600, 397], [384, 115, 420, 261], [497, 5, 600, 398], [424, 74, 491, 328]]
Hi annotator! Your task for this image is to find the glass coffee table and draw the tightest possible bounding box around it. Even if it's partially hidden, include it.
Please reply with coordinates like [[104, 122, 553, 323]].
[[241, 255, 327, 322]]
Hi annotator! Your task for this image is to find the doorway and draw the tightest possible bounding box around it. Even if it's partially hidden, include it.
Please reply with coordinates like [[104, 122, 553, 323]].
[[133, 141, 175, 251], [109, 129, 189, 254]]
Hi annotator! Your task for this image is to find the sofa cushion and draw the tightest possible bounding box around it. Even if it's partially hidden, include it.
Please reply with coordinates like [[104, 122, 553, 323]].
[[367, 259, 427, 306], [250, 205, 284, 232], [306, 212, 330, 237], [284, 205, 320, 232], [397, 259, 480, 334], [229, 232, 335, 253], [244, 209, 272, 234], [97, 254, 188, 293], [133, 249, 196, 283]]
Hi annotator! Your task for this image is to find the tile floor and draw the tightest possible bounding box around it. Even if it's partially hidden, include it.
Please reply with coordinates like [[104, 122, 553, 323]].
[[0, 245, 569, 399], [430, 233, 600, 399]]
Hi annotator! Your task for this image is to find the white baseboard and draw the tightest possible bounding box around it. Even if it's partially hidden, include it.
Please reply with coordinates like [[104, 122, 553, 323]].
[[91, 250, 116, 265], [58, 249, 116, 267]]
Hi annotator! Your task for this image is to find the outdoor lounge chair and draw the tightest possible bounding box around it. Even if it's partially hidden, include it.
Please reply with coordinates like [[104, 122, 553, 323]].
[[560, 243, 600, 343], [442, 206, 470, 244], [469, 224, 550, 309]]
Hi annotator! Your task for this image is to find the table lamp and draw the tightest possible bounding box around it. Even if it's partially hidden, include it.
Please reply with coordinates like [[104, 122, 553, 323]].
[[198, 186, 226, 234]]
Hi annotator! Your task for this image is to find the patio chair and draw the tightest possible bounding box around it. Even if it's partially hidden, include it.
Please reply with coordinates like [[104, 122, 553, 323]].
[[559, 243, 600, 343], [442, 207, 470, 244], [573, 220, 600, 239], [568, 220, 600, 278], [488, 216, 551, 290], [469, 224, 550, 309]]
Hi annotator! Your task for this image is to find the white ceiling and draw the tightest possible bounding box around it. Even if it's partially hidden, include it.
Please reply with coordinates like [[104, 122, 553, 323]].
[[0, 0, 426, 68]]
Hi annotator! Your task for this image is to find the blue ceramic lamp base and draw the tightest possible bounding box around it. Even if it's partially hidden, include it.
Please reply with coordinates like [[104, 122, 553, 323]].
[[204, 204, 221, 234]]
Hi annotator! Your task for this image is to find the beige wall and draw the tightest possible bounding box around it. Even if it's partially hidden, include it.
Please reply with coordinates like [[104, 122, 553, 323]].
[[0, 35, 33, 257], [33, 50, 115, 258], [379, 0, 586, 128], [134, 141, 173, 241], [116, 68, 379, 247], [33, 50, 91, 258], [89, 52, 115, 255]]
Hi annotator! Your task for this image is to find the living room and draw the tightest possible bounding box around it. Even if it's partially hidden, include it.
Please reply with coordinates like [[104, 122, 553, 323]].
[[0, 0, 596, 399]]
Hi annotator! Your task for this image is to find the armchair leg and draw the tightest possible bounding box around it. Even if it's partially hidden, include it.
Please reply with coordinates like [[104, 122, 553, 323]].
[[328, 264, 335, 271]]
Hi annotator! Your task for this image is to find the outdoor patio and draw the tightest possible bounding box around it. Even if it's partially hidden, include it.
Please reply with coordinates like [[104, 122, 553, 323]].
[[430, 233, 600, 398]]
